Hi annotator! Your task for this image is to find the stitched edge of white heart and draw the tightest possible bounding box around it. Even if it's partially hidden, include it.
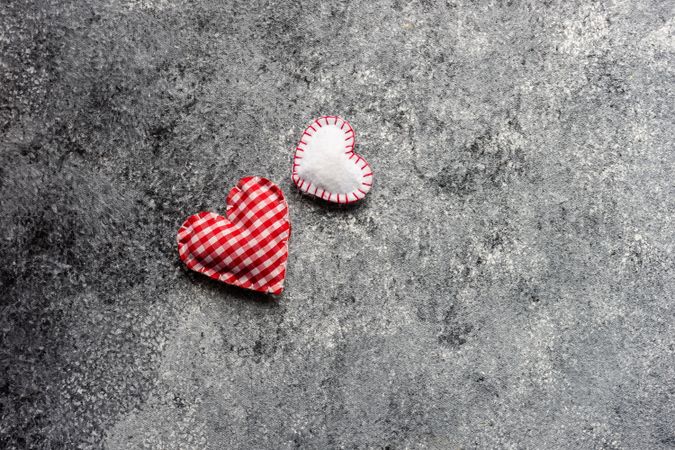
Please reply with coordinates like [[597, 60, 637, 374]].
[[292, 115, 373, 204]]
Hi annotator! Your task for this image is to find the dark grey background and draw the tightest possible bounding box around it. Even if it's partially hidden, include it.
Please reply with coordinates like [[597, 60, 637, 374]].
[[1, 0, 674, 448]]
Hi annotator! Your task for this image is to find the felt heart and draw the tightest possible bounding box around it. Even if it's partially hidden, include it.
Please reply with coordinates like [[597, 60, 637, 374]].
[[292, 116, 373, 203], [177, 176, 291, 295]]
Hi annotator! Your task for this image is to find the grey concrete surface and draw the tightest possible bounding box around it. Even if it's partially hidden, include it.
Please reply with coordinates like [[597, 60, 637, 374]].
[[1, 0, 674, 448]]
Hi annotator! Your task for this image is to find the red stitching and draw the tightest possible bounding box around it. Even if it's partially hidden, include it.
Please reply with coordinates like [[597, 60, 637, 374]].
[[292, 115, 372, 203]]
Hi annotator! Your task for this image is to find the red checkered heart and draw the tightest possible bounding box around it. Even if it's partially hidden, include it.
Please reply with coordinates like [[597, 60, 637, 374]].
[[292, 116, 373, 204], [177, 176, 291, 295]]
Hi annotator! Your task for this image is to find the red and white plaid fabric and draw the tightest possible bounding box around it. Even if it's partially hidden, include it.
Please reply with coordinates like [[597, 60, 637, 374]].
[[177, 176, 291, 295]]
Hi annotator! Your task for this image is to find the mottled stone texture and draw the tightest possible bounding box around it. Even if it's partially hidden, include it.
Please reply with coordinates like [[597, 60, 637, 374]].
[[1, 0, 673, 448]]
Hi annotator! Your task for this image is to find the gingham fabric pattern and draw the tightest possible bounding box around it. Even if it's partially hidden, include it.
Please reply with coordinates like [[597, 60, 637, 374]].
[[177, 176, 291, 295]]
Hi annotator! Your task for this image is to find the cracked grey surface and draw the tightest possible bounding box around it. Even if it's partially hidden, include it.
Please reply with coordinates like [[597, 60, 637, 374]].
[[1, 0, 674, 448]]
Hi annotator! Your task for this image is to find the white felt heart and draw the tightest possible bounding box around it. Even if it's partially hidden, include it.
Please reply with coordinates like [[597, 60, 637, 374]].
[[292, 116, 373, 204]]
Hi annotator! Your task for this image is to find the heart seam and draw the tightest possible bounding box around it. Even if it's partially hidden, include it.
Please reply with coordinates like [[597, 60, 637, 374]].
[[177, 176, 290, 295], [292, 115, 373, 204]]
